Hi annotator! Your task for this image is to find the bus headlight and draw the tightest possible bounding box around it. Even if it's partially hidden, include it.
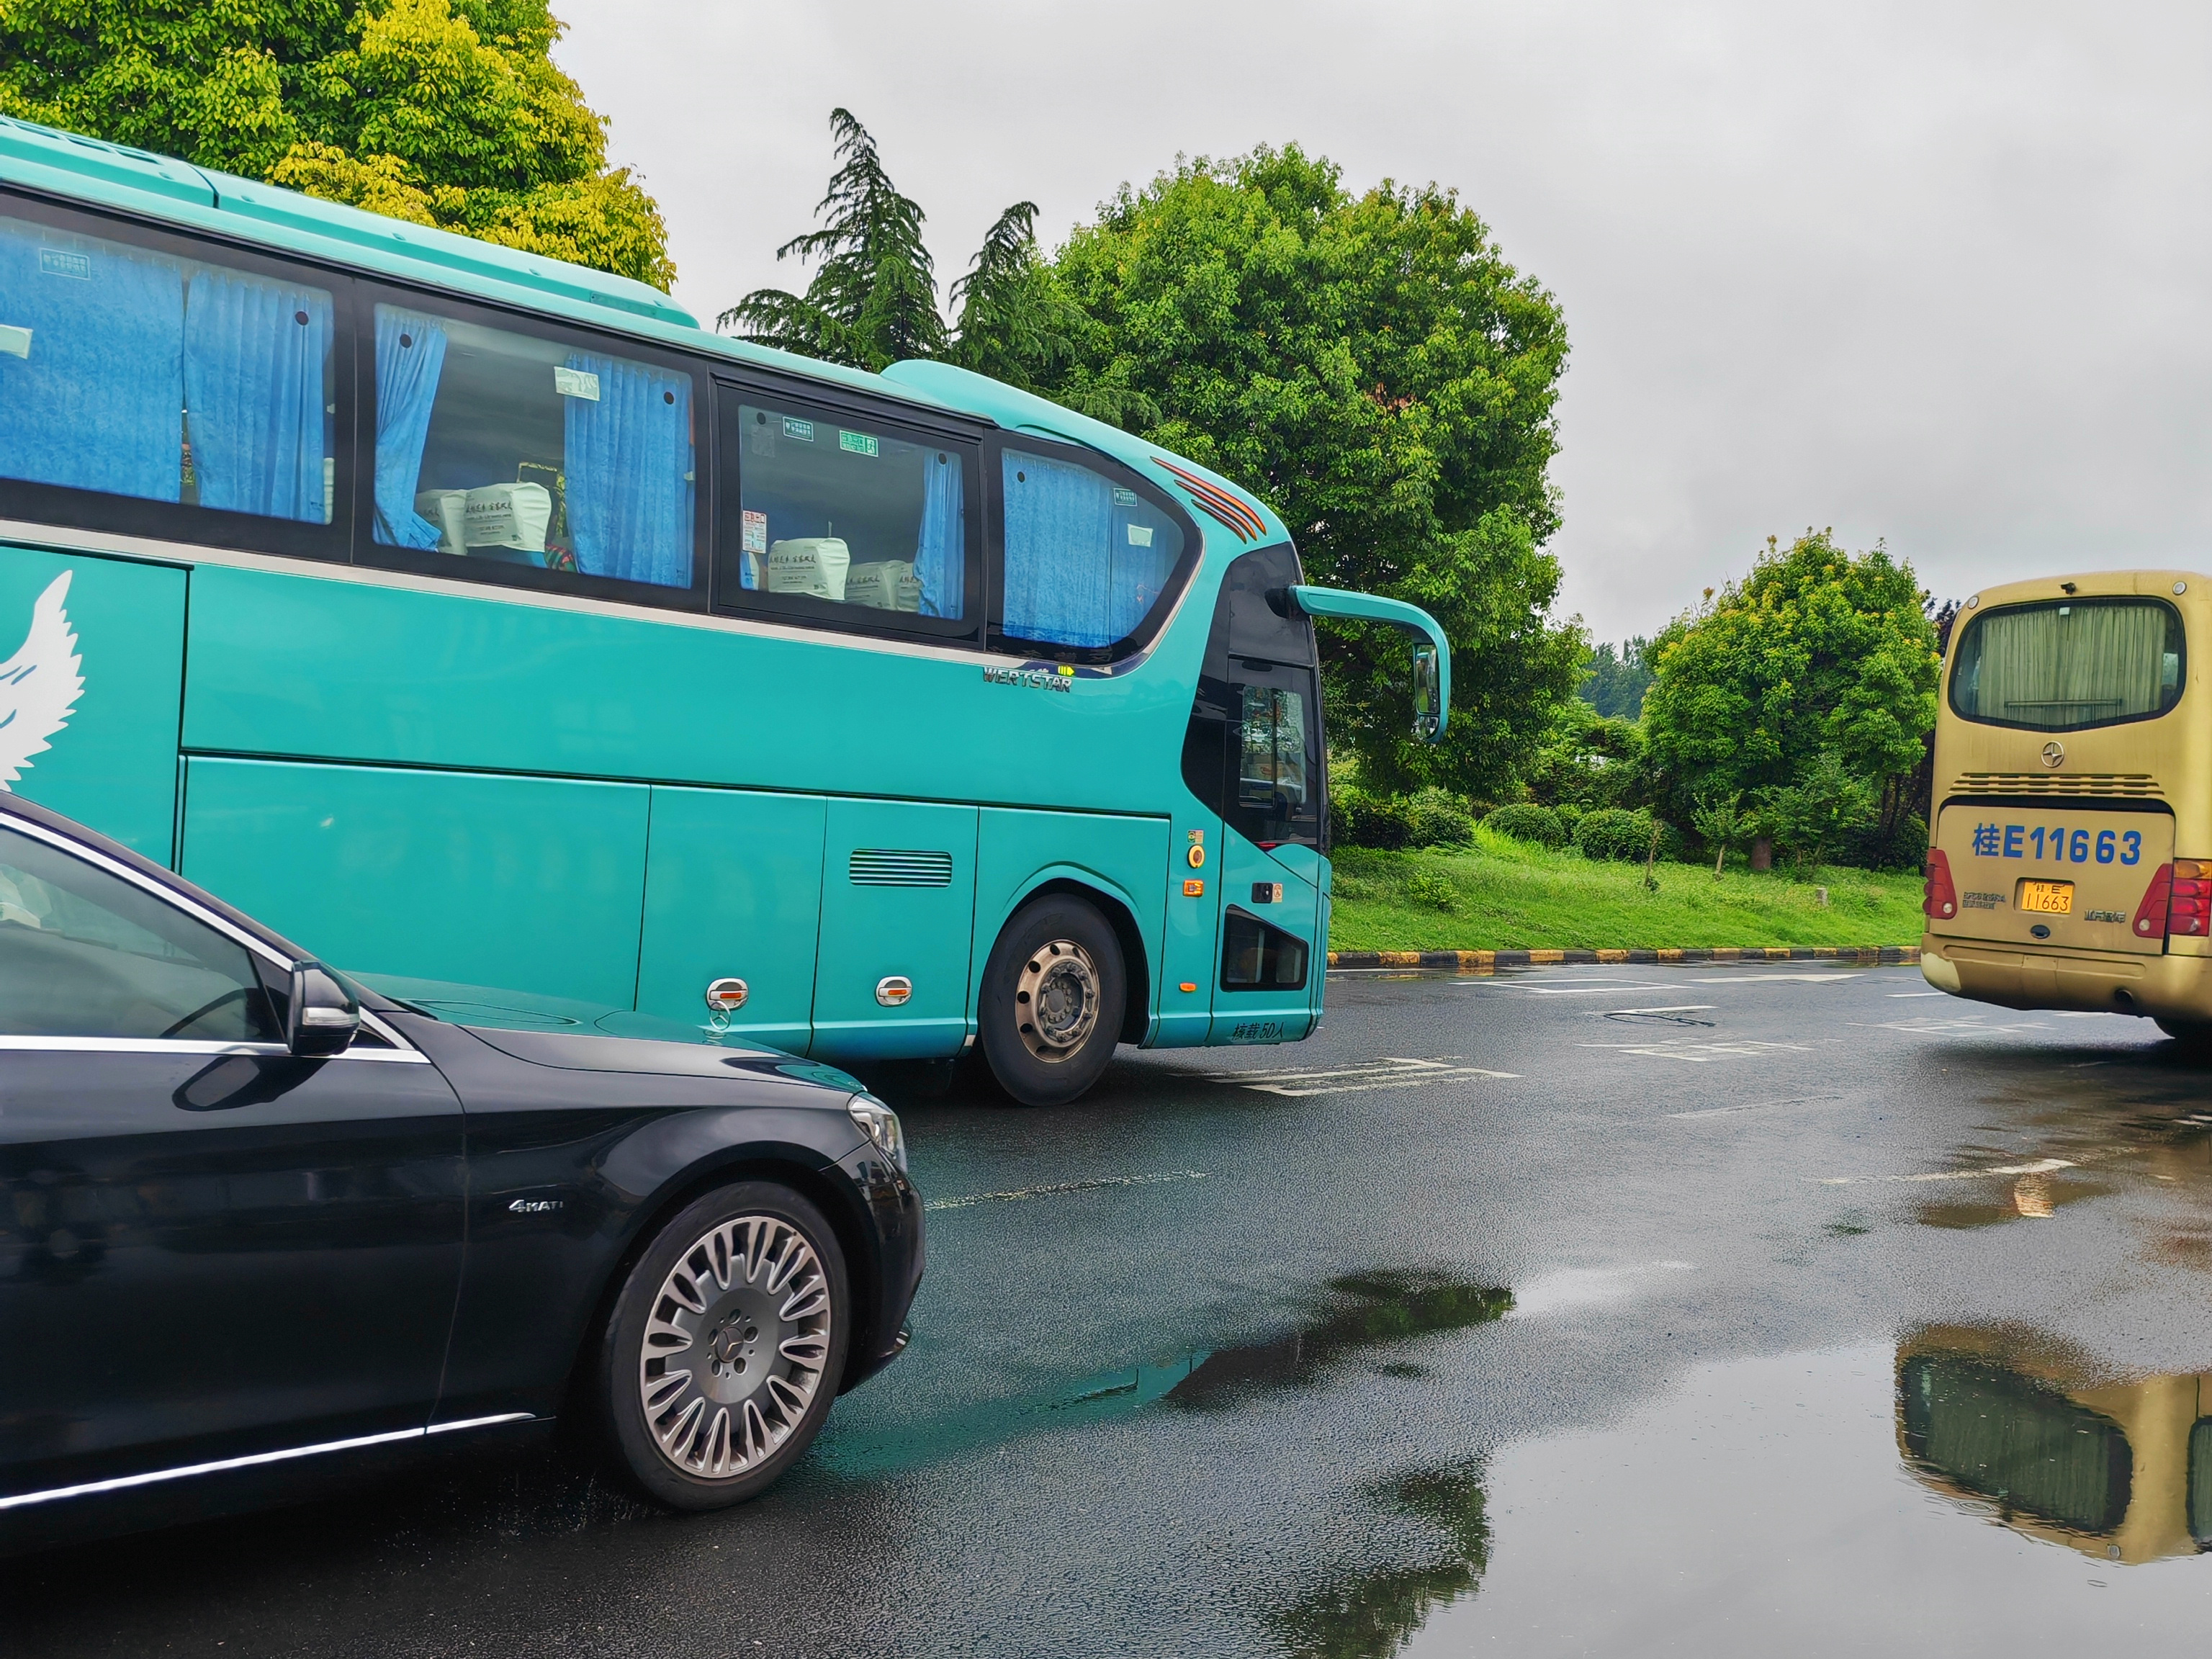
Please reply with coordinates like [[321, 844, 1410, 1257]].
[[848, 1095, 907, 1174]]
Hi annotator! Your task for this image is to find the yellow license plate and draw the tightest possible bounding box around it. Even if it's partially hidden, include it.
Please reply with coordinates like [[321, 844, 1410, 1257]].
[[2019, 880, 2074, 914]]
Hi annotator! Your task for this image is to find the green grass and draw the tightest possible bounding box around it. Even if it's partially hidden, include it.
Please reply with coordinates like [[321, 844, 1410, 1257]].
[[1327, 826, 1925, 951]]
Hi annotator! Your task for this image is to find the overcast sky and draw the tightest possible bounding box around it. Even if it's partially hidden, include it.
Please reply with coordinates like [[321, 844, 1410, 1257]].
[[554, 1, 2212, 644]]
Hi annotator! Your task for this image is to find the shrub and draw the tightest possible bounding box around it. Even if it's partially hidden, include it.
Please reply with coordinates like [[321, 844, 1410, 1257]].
[[1573, 807, 1684, 863], [1406, 871, 1457, 911], [1483, 803, 1568, 848], [1405, 787, 1476, 848], [1332, 789, 1412, 850]]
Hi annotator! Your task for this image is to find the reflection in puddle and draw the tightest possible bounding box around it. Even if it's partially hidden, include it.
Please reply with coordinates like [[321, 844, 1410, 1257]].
[[1270, 1463, 1491, 1659], [1899, 1327, 2212, 1564], [1168, 1274, 1512, 1408], [821, 1272, 1510, 1475], [1396, 1336, 2212, 1656]]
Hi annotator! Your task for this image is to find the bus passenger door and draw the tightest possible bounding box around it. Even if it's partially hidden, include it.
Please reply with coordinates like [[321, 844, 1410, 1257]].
[[1210, 660, 1321, 1045], [812, 799, 979, 1062], [635, 786, 827, 1051]]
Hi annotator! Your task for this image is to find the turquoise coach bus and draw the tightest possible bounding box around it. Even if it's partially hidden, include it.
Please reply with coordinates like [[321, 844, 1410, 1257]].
[[0, 117, 1448, 1105]]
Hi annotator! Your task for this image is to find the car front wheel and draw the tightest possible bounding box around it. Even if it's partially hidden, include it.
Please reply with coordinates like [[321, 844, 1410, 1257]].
[[601, 1182, 850, 1510]]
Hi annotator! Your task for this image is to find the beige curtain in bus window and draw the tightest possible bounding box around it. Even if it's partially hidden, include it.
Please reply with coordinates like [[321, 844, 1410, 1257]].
[[1971, 603, 2167, 724]]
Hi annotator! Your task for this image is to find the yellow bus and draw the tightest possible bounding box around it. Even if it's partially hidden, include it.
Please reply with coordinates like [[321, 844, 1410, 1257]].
[[1920, 570, 2212, 1041]]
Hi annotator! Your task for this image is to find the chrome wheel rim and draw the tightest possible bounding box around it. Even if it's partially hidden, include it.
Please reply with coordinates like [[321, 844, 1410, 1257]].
[[637, 1215, 832, 1480], [1015, 938, 1100, 1063]]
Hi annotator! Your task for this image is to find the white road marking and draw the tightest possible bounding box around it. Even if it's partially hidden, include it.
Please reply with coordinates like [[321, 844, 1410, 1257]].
[[1889, 992, 1947, 998], [1605, 1005, 1716, 1015], [1689, 974, 1862, 984], [1812, 1157, 2076, 1187], [1871, 1015, 2051, 1035], [1579, 1037, 1817, 1062], [1205, 1056, 1516, 1096], [925, 1171, 1207, 1212], [1465, 980, 1676, 995], [1669, 1095, 1839, 1120]]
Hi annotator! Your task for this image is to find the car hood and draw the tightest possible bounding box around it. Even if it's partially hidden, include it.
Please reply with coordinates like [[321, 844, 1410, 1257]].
[[359, 974, 865, 1093]]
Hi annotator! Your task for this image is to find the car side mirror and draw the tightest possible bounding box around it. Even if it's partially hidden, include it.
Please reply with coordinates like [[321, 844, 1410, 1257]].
[[1412, 641, 1442, 740], [287, 963, 359, 1058]]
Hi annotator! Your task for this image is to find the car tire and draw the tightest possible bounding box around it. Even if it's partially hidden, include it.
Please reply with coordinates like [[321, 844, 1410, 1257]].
[[600, 1182, 850, 1511], [978, 894, 1127, 1107]]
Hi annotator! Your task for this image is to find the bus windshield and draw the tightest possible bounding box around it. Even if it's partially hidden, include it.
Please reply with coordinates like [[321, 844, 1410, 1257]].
[[1950, 597, 2184, 732]]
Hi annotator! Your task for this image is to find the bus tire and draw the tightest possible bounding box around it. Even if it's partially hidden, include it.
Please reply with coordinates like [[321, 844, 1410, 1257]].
[[599, 1182, 849, 1511], [978, 895, 1127, 1107], [2154, 1017, 2212, 1054]]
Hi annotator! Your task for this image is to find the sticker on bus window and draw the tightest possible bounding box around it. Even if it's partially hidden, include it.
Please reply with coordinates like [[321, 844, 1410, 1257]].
[[741, 510, 768, 554], [1112, 487, 1138, 505], [553, 366, 601, 401], [0, 325, 28, 359], [1127, 523, 1154, 547], [37, 248, 91, 280], [783, 417, 814, 441], [839, 430, 878, 457]]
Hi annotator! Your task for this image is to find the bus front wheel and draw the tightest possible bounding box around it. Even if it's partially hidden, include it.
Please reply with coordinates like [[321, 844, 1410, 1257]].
[[978, 895, 1127, 1107]]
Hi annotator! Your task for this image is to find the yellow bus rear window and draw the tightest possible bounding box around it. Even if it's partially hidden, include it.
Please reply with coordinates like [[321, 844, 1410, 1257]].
[[1951, 597, 2183, 732]]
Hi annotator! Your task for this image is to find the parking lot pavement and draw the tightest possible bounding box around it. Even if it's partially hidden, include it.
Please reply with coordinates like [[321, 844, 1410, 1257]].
[[12, 963, 2212, 1656]]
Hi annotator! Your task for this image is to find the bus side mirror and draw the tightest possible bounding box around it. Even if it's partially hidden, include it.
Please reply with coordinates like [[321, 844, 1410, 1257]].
[[1413, 642, 1442, 741], [288, 963, 360, 1057]]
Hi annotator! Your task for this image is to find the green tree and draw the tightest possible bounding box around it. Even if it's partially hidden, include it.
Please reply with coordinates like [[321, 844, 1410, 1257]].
[[724, 109, 1072, 385], [1642, 530, 1940, 839], [1041, 145, 1581, 799], [1689, 790, 1749, 878], [1757, 750, 1876, 873], [0, 0, 673, 287], [1580, 637, 1654, 718]]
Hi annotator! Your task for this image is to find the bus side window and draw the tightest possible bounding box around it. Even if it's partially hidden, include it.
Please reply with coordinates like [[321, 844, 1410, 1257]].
[[998, 447, 1185, 657], [0, 209, 335, 526], [722, 400, 968, 624], [367, 303, 696, 593]]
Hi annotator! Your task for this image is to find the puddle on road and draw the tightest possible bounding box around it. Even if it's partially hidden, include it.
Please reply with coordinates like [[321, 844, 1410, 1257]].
[[1270, 1326, 2212, 1657], [819, 1272, 1512, 1475]]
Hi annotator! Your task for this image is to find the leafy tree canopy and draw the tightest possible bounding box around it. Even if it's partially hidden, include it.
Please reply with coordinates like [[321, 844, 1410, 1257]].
[[0, 0, 673, 287], [1039, 145, 1581, 798], [1579, 637, 1653, 719], [723, 109, 1067, 382], [1642, 530, 1940, 803]]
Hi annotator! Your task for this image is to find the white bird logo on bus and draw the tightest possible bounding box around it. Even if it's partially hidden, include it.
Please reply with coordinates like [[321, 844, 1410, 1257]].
[[0, 571, 84, 789]]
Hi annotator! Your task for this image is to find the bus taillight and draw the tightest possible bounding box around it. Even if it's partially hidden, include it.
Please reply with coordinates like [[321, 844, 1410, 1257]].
[[2134, 863, 2175, 938], [2170, 860, 2211, 937], [1923, 850, 1957, 920]]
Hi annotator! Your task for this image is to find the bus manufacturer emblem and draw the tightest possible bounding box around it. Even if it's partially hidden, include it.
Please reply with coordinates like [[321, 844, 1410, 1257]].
[[2041, 742, 2065, 769]]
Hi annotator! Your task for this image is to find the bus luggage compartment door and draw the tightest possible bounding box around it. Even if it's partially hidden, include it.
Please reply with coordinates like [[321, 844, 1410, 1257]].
[[811, 798, 979, 1062], [1932, 804, 2174, 954], [636, 786, 827, 1051]]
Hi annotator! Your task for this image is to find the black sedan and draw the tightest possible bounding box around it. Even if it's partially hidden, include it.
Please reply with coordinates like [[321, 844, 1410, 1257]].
[[0, 793, 922, 1548]]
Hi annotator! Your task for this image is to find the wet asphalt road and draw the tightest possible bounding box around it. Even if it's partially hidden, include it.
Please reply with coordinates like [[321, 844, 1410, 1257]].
[[12, 962, 2212, 1656]]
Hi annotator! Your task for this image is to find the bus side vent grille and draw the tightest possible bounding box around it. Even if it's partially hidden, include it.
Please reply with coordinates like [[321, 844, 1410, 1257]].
[[849, 849, 954, 888], [1951, 771, 2165, 798]]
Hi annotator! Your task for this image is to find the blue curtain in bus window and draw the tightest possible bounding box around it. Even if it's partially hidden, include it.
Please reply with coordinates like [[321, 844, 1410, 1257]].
[[562, 353, 692, 587], [1107, 498, 1177, 642], [183, 268, 331, 523], [0, 217, 184, 502], [372, 307, 449, 547], [913, 450, 964, 617], [1002, 449, 1115, 647]]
